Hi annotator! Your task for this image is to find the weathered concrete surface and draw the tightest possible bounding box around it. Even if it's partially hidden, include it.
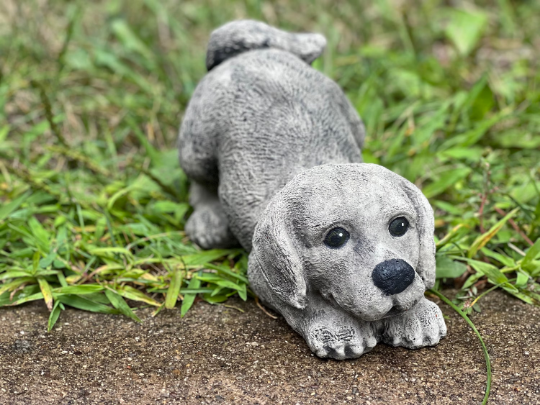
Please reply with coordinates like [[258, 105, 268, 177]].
[[0, 290, 538, 404]]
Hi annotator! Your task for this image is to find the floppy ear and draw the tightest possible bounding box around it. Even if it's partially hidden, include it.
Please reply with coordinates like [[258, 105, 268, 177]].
[[400, 180, 436, 289], [249, 196, 307, 309]]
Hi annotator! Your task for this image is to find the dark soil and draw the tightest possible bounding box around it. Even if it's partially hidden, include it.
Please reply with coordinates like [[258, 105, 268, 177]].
[[0, 290, 539, 404]]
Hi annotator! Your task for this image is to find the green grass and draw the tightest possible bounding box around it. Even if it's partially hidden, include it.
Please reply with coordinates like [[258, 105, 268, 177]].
[[0, 0, 539, 332]]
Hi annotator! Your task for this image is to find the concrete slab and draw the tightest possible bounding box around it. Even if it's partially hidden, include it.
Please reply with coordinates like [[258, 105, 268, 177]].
[[0, 290, 539, 404]]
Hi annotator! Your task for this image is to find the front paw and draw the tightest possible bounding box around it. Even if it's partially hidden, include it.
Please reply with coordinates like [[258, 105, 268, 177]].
[[382, 297, 447, 349], [306, 323, 377, 360], [185, 208, 237, 249]]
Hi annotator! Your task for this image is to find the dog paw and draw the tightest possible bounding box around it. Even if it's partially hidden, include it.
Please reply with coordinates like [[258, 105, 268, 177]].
[[382, 297, 447, 349], [185, 207, 238, 249], [306, 323, 377, 360]]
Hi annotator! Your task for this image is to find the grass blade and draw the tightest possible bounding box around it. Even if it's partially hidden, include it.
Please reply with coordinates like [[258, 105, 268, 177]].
[[47, 300, 63, 332], [181, 273, 201, 317], [37, 277, 54, 311], [522, 238, 540, 270], [53, 285, 104, 295], [117, 285, 161, 306], [57, 295, 119, 314], [165, 266, 183, 309], [0, 191, 31, 221], [428, 289, 491, 404], [105, 288, 141, 322], [468, 208, 519, 258]]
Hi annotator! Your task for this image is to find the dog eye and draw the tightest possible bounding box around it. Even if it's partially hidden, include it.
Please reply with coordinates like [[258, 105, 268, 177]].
[[324, 227, 350, 249], [389, 217, 409, 237]]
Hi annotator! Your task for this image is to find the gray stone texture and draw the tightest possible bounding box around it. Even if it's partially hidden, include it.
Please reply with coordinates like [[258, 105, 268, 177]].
[[178, 20, 445, 359]]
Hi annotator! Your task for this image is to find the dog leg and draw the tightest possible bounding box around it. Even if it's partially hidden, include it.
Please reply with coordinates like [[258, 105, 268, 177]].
[[185, 182, 239, 249], [378, 297, 447, 349], [282, 300, 378, 360]]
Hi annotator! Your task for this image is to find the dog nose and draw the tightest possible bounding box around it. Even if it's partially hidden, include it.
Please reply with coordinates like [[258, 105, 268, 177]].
[[372, 259, 415, 295]]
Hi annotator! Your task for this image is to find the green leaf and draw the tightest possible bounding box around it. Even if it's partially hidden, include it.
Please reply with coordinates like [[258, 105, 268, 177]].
[[444, 9, 488, 56], [423, 167, 471, 199], [0, 271, 32, 280], [0, 277, 35, 296], [522, 238, 540, 271], [202, 293, 229, 304], [38, 277, 53, 311], [461, 258, 509, 285], [0, 285, 40, 306], [181, 273, 201, 317], [117, 285, 161, 306], [0, 191, 31, 221], [53, 285, 104, 295], [7, 292, 44, 306], [480, 248, 515, 267], [57, 295, 119, 314], [105, 288, 141, 322], [48, 300, 63, 332], [165, 266, 183, 309], [468, 208, 519, 258], [28, 216, 51, 252], [181, 250, 235, 267], [204, 263, 249, 283], [436, 255, 468, 279], [515, 271, 530, 288], [110, 19, 154, 63]]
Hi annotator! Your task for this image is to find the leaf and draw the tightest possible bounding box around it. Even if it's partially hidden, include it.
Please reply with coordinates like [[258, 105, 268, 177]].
[[0, 277, 34, 296], [444, 9, 488, 56], [181, 273, 201, 317], [202, 293, 229, 304], [57, 295, 119, 314], [0, 191, 31, 222], [461, 258, 509, 285], [423, 167, 471, 199], [7, 292, 44, 306], [480, 248, 515, 267], [53, 285, 104, 295], [522, 238, 540, 271], [204, 263, 249, 283], [181, 250, 234, 267], [165, 266, 183, 309], [436, 255, 468, 279], [28, 216, 51, 252], [237, 283, 247, 301], [0, 285, 40, 306], [105, 288, 141, 322], [117, 285, 161, 306], [48, 300, 63, 332], [39, 251, 57, 268], [468, 208, 519, 258], [436, 223, 470, 248], [38, 277, 53, 311], [515, 271, 530, 288], [0, 271, 32, 280], [110, 19, 154, 63]]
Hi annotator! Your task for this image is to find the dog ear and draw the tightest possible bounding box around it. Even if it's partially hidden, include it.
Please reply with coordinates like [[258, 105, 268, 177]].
[[400, 180, 436, 289], [249, 195, 307, 309]]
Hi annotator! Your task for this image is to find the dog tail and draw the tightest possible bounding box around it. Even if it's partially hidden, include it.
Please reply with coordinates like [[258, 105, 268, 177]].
[[205, 20, 326, 71]]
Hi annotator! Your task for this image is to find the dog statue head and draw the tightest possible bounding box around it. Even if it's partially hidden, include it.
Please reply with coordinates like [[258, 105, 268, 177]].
[[249, 163, 436, 321]]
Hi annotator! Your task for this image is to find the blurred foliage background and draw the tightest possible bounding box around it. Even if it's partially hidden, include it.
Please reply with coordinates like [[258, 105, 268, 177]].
[[0, 0, 539, 329]]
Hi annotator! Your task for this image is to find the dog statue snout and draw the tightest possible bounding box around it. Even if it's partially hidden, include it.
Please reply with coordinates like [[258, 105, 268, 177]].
[[372, 259, 415, 295]]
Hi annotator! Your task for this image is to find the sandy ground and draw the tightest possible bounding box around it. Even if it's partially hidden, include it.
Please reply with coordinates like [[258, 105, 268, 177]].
[[0, 290, 539, 404]]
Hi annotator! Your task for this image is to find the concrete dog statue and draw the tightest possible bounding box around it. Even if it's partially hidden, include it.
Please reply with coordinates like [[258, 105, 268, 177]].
[[178, 20, 446, 359]]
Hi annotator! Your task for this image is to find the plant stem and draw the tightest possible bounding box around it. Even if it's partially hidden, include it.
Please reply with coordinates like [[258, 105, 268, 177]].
[[428, 288, 491, 405]]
